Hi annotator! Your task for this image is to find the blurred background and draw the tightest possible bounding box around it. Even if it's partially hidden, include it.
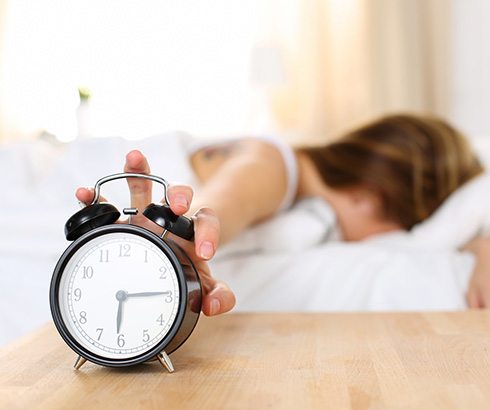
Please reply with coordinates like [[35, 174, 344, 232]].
[[0, 0, 489, 145]]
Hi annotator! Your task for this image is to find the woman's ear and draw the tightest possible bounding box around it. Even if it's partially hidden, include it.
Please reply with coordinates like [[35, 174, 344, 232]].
[[350, 189, 381, 217]]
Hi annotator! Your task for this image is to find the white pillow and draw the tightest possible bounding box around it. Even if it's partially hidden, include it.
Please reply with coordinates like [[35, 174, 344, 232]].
[[217, 172, 490, 256], [216, 197, 338, 257], [408, 172, 490, 249]]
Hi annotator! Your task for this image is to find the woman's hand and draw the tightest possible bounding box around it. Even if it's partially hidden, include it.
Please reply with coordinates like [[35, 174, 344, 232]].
[[75, 150, 236, 316], [464, 237, 490, 308]]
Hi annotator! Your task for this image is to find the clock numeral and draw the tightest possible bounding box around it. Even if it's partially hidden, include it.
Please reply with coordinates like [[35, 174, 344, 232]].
[[79, 311, 87, 324], [144, 250, 148, 263], [159, 266, 167, 279], [73, 288, 82, 302], [165, 291, 173, 304], [99, 249, 109, 263], [82, 266, 94, 279], [119, 244, 131, 257], [117, 334, 125, 347], [142, 329, 150, 343], [157, 314, 165, 326], [96, 328, 103, 341]]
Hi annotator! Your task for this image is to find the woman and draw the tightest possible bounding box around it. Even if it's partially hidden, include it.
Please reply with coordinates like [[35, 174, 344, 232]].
[[76, 113, 490, 314]]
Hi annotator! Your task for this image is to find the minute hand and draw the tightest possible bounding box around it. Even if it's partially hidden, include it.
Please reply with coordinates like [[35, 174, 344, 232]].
[[126, 291, 171, 297]]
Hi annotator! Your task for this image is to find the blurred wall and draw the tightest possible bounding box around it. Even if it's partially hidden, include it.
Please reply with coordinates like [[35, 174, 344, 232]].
[[268, 0, 451, 143], [0, 1, 488, 144], [451, 0, 490, 137], [0, 0, 8, 142]]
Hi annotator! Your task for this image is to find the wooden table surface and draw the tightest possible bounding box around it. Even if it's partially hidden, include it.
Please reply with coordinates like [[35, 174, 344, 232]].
[[1, 312, 490, 409]]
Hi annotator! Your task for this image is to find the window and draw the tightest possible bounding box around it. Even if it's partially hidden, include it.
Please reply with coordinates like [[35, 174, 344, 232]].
[[0, 0, 260, 141]]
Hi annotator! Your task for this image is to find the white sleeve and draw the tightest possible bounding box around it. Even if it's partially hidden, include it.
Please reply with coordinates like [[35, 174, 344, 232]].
[[253, 134, 298, 212]]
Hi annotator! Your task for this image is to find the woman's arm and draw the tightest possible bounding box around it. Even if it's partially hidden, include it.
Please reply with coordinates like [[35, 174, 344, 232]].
[[189, 138, 289, 244], [463, 236, 490, 308], [76, 139, 290, 313]]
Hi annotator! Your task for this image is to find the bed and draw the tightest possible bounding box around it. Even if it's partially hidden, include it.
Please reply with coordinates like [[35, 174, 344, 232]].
[[1, 132, 490, 347]]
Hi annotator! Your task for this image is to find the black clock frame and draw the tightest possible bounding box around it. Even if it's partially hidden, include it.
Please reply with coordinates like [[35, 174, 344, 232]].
[[50, 224, 202, 367]]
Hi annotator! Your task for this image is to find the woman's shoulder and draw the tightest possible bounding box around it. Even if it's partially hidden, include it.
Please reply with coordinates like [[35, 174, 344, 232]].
[[189, 135, 299, 211]]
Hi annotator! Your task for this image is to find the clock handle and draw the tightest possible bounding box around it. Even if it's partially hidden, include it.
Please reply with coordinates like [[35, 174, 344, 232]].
[[90, 172, 172, 206], [88, 173, 195, 241]]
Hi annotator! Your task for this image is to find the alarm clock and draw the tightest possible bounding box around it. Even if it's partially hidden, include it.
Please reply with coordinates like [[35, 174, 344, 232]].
[[50, 173, 202, 372]]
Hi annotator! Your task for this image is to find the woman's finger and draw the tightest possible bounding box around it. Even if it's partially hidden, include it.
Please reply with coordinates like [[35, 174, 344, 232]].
[[75, 187, 108, 204], [166, 184, 194, 215], [467, 288, 483, 309], [481, 287, 490, 309], [202, 281, 236, 316], [124, 150, 152, 211], [192, 207, 220, 260]]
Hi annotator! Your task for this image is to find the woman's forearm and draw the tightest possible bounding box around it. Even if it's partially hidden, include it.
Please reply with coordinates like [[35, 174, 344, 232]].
[[462, 236, 490, 256], [463, 236, 490, 308]]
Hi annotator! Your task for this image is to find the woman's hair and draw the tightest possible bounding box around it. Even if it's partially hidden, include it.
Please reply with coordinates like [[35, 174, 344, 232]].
[[299, 113, 484, 229]]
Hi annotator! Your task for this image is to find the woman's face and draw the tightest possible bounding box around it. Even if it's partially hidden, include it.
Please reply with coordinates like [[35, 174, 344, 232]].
[[318, 184, 402, 241], [296, 151, 403, 241]]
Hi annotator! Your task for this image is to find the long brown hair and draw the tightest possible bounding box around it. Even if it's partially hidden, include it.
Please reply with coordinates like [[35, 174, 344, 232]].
[[299, 114, 483, 229]]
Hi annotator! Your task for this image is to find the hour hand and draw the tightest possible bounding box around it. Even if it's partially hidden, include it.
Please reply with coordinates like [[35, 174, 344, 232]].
[[115, 290, 128, 334], [126, 291, 170, 297], [116, 300, 123, 334]]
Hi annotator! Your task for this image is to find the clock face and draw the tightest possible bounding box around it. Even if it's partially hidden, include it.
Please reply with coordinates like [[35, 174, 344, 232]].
[[56, 230, 181, 360]]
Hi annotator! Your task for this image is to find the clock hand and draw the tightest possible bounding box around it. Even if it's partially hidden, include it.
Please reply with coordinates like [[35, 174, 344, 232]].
[[126, 291, 171, 297], [115, 291, 169, 333], [115, 290, 128, 334], [116, 300, 123, 334]]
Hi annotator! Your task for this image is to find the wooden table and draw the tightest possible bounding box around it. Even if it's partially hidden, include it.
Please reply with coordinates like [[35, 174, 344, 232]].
[[1, 312, 490, 409]]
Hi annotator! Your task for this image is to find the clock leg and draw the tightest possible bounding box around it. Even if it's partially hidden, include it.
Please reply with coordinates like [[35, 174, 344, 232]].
[[73, 355, 87, 370], [157, 351, 175, 373]]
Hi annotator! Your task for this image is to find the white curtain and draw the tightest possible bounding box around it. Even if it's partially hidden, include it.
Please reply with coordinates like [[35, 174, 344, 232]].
[[263, 0, 450, 142], [0, 0, 450, 143]]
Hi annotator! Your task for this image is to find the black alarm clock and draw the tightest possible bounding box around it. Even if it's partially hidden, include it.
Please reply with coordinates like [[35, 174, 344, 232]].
[[50, 173, 202, 372]]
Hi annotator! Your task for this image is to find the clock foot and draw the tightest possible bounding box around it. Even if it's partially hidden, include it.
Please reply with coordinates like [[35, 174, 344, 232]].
[[73, 355, 87, 370], [157, 351, 174, 373]]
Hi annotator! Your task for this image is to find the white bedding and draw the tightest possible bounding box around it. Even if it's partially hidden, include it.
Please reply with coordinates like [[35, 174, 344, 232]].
[[0, 133, 486, 346]]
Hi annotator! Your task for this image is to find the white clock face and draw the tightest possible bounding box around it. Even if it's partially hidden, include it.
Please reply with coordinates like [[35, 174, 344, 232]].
[[58, 231, 180, 360]]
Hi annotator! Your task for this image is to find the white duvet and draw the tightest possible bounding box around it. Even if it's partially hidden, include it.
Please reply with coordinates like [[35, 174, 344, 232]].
[[211, 197, 476, 312], [0, 133, 487, 346]]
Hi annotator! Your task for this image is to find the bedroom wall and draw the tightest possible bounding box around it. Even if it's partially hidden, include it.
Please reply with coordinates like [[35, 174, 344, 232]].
[[268, 0, 452, 143], [0, 1, 488, 143], [0, 0, 8, 142], [450, 0, 490, 137], [0, 0, 259, 142]]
